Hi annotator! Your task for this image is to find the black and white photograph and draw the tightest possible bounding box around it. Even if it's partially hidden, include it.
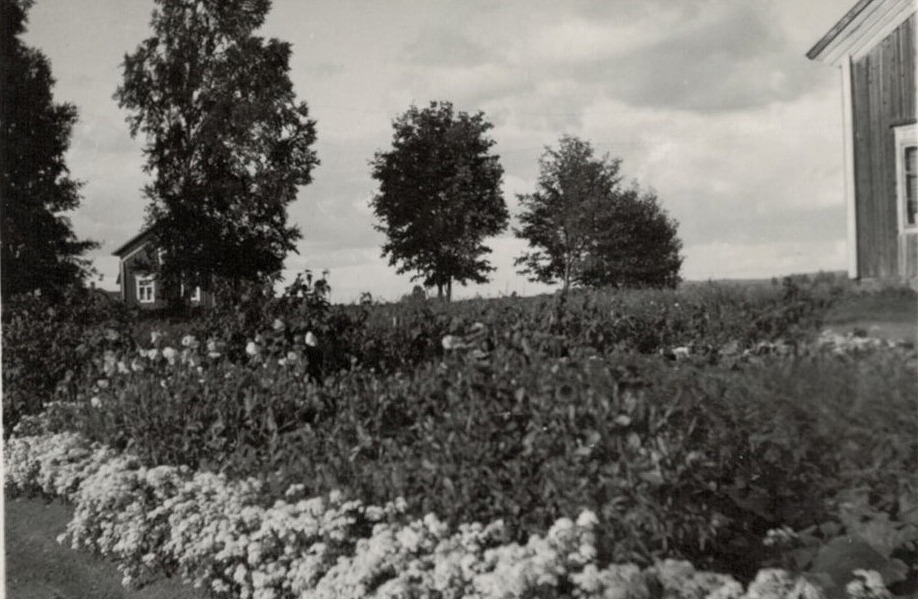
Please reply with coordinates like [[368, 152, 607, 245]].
[[2, 0, 916, 597]]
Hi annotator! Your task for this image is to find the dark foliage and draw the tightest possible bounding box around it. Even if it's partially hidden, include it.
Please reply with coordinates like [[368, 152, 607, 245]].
[[370, 101, 508, 300], [115, 0, 319, 301], [516, 136, 682, 291], [1, 289, 131, 435], [0, 0, 97, 300]]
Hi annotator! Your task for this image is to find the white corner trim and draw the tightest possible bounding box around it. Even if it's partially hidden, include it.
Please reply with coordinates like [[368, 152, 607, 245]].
[[894, 123, 918, 233], [841, 56, 859, 279]]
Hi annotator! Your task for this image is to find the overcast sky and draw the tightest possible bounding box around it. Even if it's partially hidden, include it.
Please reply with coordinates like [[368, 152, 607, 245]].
[[23, 0, 853, 302]]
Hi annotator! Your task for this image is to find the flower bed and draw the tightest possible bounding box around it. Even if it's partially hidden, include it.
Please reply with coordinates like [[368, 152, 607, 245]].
[[4, 279, 915, 597], [6, 430, 894, 599]]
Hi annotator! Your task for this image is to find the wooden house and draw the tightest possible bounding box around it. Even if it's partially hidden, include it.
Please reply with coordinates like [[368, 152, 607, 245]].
[[113, 228, 216, 310], [808, 0, 916, 285]]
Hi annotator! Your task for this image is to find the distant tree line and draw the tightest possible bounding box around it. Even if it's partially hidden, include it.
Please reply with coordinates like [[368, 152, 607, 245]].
[[1, 0, 682, 307]]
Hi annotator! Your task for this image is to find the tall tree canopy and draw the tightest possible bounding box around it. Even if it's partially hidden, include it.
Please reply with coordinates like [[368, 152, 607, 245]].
[[116, 0, 318, 300], [515, 136, 682, 291], [370, 101, 508, 300], [1, 0, 97, 300]]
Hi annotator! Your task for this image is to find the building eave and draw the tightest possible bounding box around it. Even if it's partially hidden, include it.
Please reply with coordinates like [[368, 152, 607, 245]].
[[807, 0, 915, 66], [807, 0, 875, 61], [112, 227, 157, 257]]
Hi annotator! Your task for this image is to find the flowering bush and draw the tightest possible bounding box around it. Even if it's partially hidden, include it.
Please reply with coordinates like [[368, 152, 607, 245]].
[[6, 429, 865, 599], [37, 330, 918, 587]]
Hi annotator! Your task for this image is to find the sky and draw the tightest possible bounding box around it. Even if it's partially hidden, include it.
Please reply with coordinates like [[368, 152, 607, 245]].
[[22, 0, 855, 302]]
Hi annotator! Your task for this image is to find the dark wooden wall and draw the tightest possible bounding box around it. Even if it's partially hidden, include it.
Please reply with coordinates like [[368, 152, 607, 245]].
[[850, 13, 916, 279], [121, 246, 216, 310]]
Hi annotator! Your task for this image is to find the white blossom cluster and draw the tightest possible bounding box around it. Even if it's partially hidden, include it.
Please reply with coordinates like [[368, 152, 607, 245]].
[[6, 430, 888, 599], [810, 330, 914, 355]]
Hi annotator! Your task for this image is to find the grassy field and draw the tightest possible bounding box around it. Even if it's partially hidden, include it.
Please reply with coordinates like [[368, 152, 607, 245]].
[[4, 493, 204, 599]]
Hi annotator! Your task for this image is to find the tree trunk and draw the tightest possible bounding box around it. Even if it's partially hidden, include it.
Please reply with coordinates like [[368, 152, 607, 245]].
[[447, 278, 452, 302], [437, 283, 443, 300]]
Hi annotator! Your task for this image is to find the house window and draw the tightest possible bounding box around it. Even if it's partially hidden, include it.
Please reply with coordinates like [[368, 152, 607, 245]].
[[895, 124, 917, 231], [136, 276, 155, 303], [180, 280, 202, 303], [904, 146, 917, 227]]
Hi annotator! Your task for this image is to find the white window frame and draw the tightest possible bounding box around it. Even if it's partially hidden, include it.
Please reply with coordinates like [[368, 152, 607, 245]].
[[894, 123, 917, 233], [180, 280, 202, 303], [136, 275, 156, 304]]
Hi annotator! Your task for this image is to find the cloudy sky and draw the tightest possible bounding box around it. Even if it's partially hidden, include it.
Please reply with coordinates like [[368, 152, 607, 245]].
[[23, 0, 853, 301]]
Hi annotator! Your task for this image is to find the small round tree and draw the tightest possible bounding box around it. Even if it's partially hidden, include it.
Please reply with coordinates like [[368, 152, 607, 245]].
[[370, 101, 508, 301], [515, 136, 682, 291]]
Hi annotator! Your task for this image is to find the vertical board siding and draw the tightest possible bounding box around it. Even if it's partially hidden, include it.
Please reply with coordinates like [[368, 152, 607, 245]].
[[851, 14, 916, 279]]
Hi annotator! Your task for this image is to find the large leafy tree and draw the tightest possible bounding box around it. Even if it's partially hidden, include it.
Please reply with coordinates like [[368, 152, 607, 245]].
[[116, 0, 318, 301], [371, 101, 508, 300], [0, 0, 97, 300], [515, 136, 682, 291]]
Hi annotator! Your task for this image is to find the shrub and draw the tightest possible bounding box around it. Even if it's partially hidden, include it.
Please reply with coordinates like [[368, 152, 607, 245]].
[[1, 289, 132, 435]]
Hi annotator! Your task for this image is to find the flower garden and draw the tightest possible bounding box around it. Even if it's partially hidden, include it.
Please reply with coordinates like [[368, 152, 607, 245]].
[[3, 274, 917, 598]]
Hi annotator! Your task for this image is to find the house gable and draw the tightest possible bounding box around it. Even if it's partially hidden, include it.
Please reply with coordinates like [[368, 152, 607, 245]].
[[112, 227, 215, 309]]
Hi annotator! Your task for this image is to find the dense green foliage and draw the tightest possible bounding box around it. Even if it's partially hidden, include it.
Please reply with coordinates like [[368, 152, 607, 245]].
[[1, 290, 131, 436], [371, 101, 508, 300], [115, 0, 318, 300], [0, 0, 97, 300], [516, 136, 682, 291], [4, 278, 916, 593]]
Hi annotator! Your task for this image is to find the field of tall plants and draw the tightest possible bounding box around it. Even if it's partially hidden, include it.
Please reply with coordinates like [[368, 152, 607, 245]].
[[4, 275, 916, 598]]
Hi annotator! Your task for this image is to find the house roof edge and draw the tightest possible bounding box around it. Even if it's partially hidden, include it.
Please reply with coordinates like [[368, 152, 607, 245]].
[[807, 0, 876, 61], [112, 227, 157, 257]]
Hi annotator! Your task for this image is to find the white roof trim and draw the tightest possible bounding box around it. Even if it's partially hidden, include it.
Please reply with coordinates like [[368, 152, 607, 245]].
[[810, 0, 915, 66]]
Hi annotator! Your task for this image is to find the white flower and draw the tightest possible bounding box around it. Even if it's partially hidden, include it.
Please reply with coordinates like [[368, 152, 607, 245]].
[[673, 346, 691, 359], [96, 378, 110, 390], [442, 335, 462, 350], [181, 335, 199, 349], [576, 510, 599, 529], [90, 396, 102, 408], [305, 332, 318, 347], [162, 347, 178, 364], [150, 330, 162, 345], [273, 318, 286, 331], [246, 341, 262, 356]]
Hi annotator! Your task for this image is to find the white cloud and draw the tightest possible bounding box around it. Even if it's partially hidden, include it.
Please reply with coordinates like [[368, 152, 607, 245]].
[[20, 0, 853, 298]]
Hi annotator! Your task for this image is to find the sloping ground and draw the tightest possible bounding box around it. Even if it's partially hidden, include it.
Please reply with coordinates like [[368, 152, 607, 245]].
[[4, 494, 204, 599]]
